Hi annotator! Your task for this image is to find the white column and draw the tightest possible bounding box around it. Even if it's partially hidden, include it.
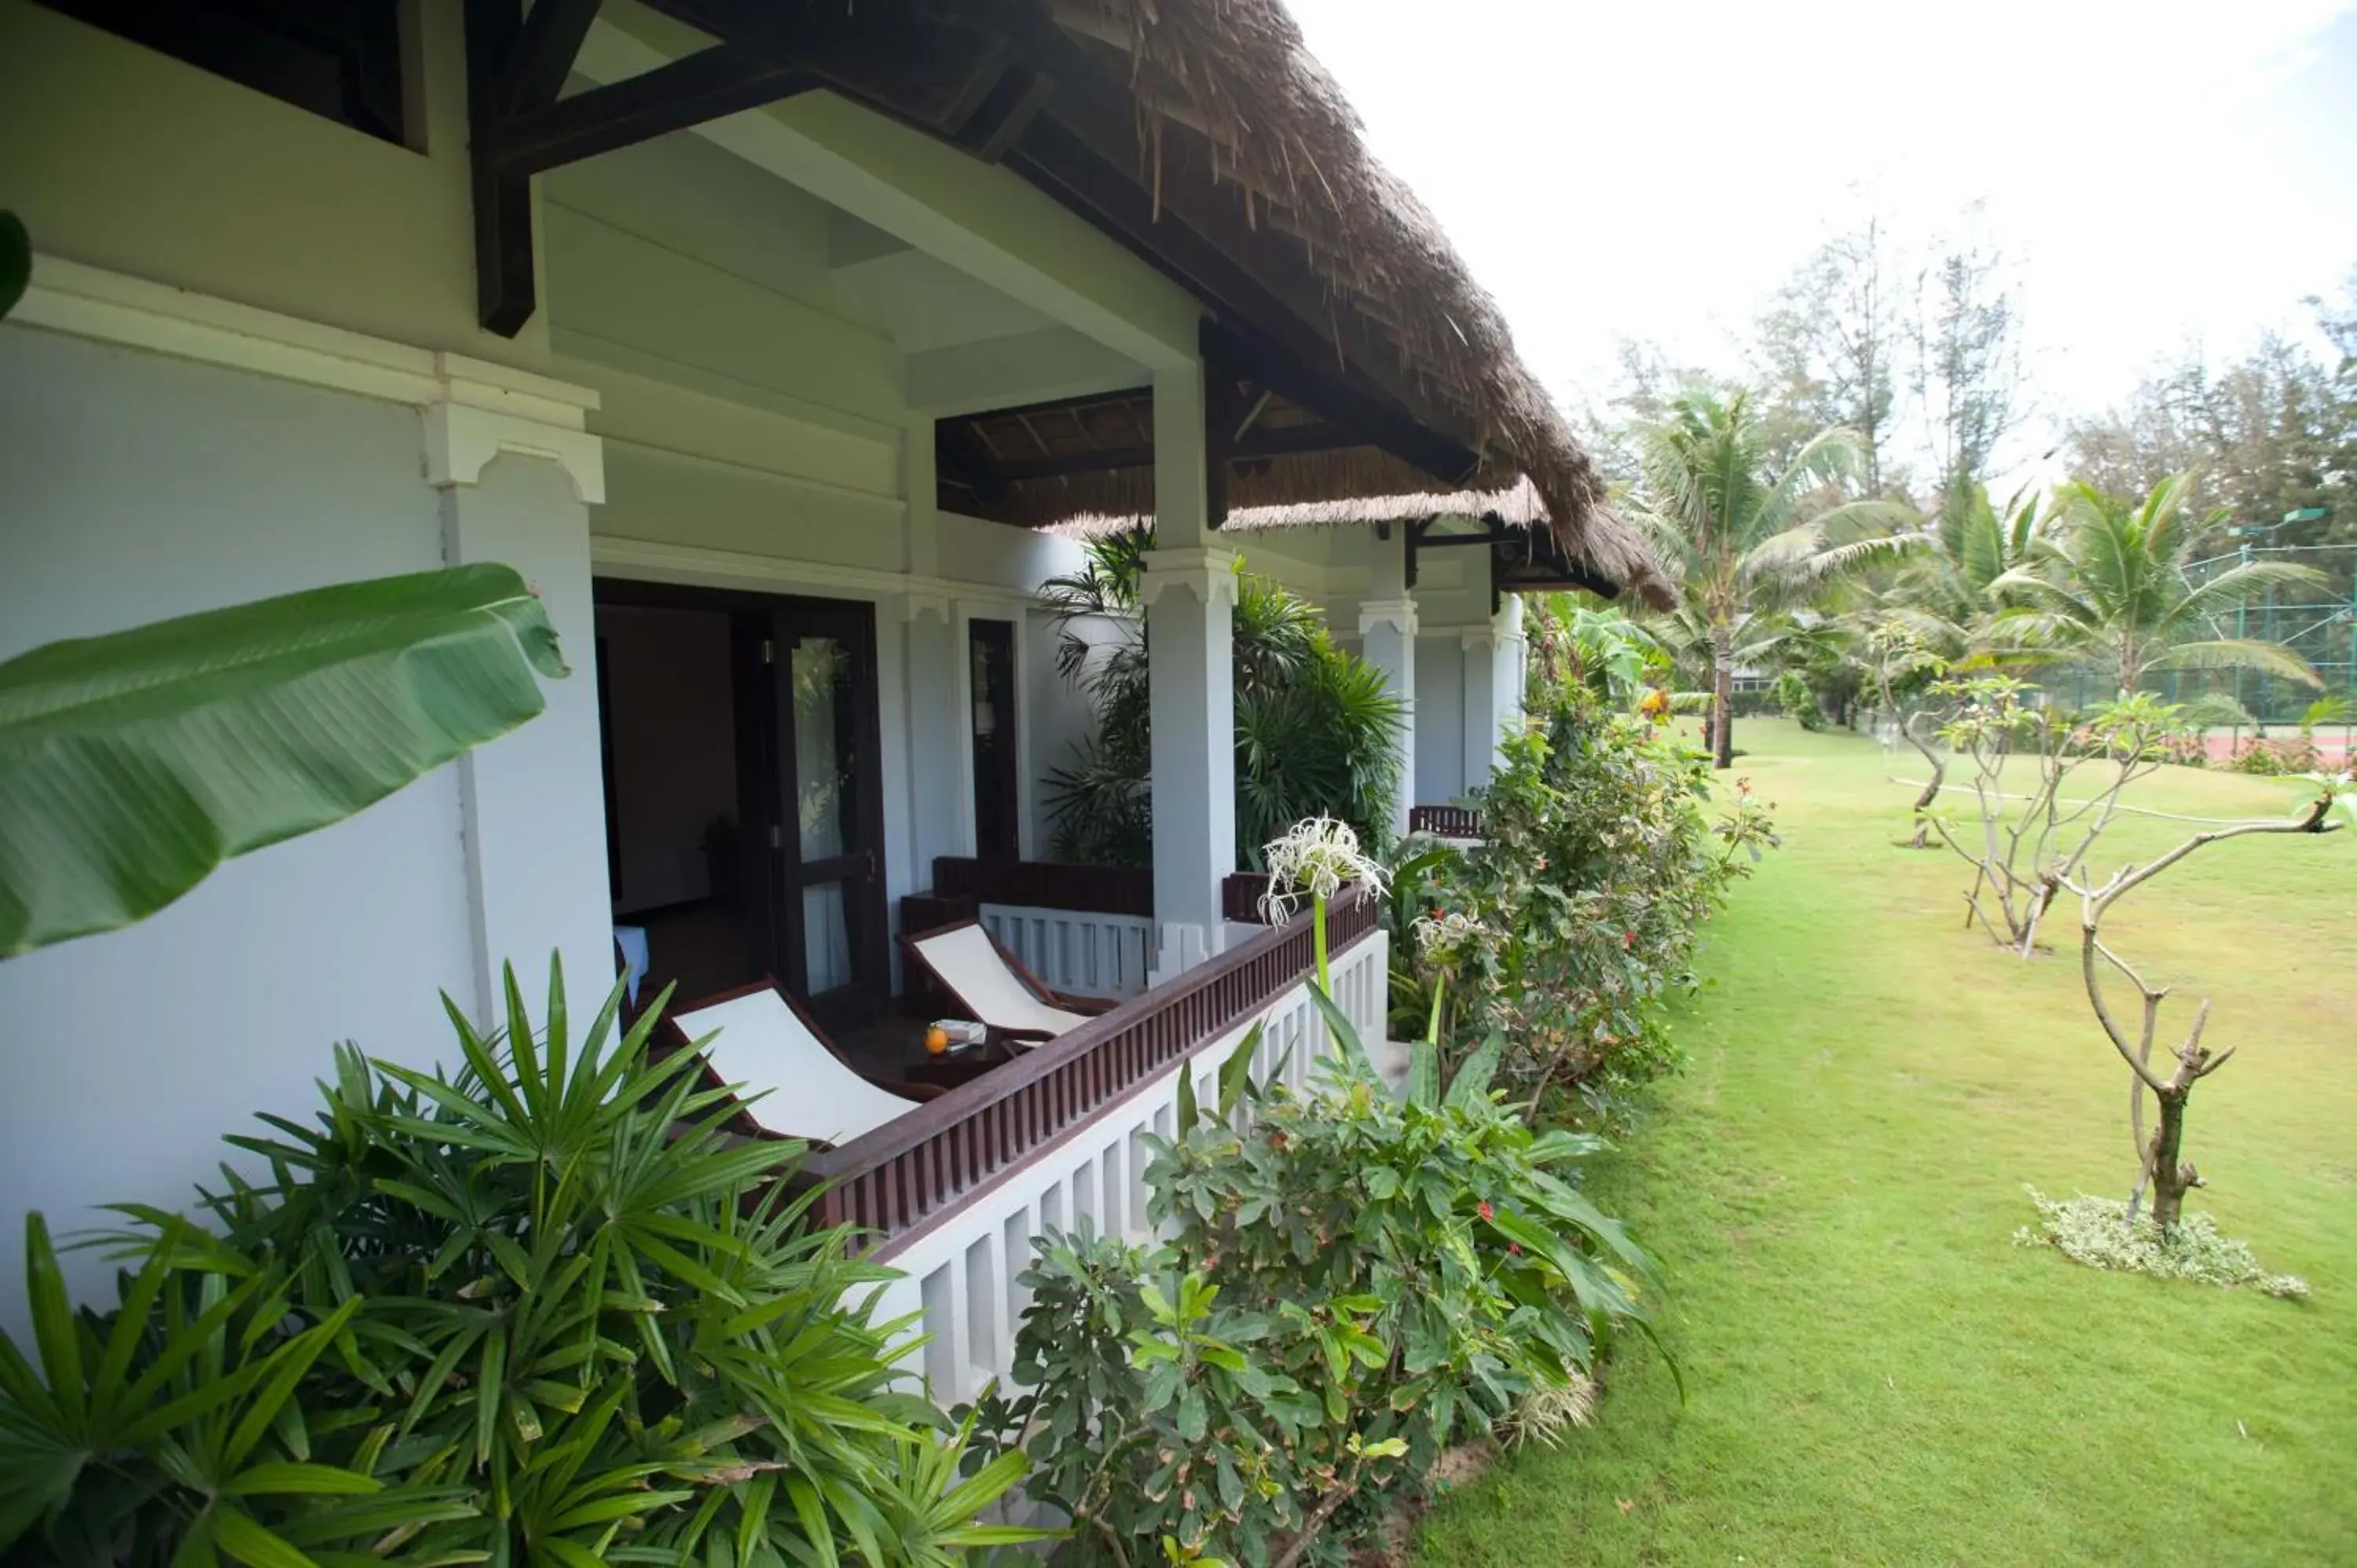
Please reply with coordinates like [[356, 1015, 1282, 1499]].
[[900, 416, 966, 892], [1459, 621, 1497, 794], [1452, 597, 1528, 789], [900, 595, 959, 877], [424, 370, 612, 1027], [1357, 530, 1417, 837], [1493, 595, 1527, 754], [1143, 361, 1235, 981]]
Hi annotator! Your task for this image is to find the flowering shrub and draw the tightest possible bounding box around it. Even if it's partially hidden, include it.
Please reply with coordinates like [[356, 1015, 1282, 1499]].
[[2013, 1189, 2309, 1300], [968, 1036, 1660, 1566], [1406, 689, 1774, 1107]]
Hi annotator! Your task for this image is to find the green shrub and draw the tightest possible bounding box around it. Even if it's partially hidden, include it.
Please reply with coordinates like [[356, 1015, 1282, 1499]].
[[0, 959, 1038, 1566], [1771, 670, 1824, 731], [1040, 530, 1406, 868], [970, 1025, 1661, 1566], [1408, 691, 1775, 1106]]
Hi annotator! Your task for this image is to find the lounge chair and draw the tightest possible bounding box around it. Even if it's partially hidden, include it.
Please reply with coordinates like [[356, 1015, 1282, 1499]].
[[900, 919, 1118, 1043], [662, 980, 938, 1148]]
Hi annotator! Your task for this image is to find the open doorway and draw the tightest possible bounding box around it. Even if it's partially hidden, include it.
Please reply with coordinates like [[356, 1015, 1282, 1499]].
[[594, 581, 891, 1032]]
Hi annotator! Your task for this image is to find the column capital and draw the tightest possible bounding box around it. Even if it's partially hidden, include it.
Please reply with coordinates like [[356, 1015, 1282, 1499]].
[[1358, 595, 1419, 638], [897, 588, 954, 624], [1139, 547, 1241, 609], [422, 354, 604, 504], [423, 401, 605, 504]]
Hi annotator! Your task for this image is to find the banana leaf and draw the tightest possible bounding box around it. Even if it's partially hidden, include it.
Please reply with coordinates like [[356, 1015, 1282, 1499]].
[[0, 563, 565, 954]]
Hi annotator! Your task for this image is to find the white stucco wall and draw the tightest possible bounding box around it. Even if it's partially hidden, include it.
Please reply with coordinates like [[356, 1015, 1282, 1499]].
[[1, 0, 1234, 1328], [0, 327, 619, 1317]]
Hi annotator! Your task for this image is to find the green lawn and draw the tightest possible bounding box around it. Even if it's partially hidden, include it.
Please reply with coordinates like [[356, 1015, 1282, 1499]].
[[1411, 719, 2357, 1568]]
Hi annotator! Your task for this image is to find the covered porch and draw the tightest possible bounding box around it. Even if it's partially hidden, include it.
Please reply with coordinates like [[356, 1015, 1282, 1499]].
[[0, 0, 1662, 1328]]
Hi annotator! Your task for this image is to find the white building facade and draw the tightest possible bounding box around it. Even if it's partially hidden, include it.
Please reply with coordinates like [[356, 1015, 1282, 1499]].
[[0, 0, 1651, 1343]]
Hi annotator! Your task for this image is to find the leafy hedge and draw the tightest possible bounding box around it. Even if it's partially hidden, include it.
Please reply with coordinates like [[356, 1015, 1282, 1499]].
[[967, 1016, 1661, 1567], [1398, 691, 1776, 1108], [0, 962, 1035, 1567]]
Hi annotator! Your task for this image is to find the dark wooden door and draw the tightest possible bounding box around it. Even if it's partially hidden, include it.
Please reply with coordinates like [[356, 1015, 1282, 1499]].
[[969, 618, 1020, 861], [770, 598, 889, 1030]]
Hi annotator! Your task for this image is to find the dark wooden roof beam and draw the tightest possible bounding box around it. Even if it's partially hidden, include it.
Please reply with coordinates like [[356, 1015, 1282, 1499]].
[[496, 0, 603, 117], [954, 60, 1055, 165], [479, 46, 819, 176], [1200, 319, 1477, 485], [958, 416, 1379, 484], [936, 419, 1008, 506]]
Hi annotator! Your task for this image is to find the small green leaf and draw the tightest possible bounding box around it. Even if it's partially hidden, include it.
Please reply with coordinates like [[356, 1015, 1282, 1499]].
[[222, 1464, 383, 1498]]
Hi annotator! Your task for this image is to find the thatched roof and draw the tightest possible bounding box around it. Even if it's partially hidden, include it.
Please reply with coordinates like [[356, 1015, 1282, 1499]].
[[1043, 480, 1645, 602], [1027, 0, 1670, 606], [1050, 479, 1545, 540]]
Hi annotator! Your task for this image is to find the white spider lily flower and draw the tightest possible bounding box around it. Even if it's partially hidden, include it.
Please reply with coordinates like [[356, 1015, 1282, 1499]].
[[1258, 816, 1388, 921], [1412, 908, 1481, 964]]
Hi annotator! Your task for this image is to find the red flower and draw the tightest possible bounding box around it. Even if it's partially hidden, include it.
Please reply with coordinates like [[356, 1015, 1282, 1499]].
[[1622, 931, 1636, 949], [1476, 1200, 1494, 1221], [1508, 1242, 1522, 1257]]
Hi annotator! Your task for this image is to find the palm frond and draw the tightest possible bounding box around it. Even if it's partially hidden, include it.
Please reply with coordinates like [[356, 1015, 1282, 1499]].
[[2146, 639, 2325, 687]]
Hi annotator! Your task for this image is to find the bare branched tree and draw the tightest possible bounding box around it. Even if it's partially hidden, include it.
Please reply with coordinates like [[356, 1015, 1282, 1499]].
[[2062, 789, 2344, 1230], [1924, 680, 2178, 953]]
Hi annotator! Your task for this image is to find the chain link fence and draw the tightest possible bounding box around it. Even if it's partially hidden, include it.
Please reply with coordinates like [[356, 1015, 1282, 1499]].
[[2036, 543, 2357, 724]]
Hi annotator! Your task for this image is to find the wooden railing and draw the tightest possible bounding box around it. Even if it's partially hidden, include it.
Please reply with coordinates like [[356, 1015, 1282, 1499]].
[[1409, 804, 1483, 837], [930, 856, 1153, 917], [804, 884, 1380, 1253], [1221, 871, 1274, 924]]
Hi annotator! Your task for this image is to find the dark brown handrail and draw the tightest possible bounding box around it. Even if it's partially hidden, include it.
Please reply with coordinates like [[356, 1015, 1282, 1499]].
[[931, 856, 1154, 918], [1409, 804, 1483, 837], [805, 884, 1380, 1257], [1222, 871, 1274, 924]]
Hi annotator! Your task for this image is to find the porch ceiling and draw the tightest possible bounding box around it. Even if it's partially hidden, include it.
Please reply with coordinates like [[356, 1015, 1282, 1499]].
[[934, 377, 1459, 529], [459, 0, 1668, 603]]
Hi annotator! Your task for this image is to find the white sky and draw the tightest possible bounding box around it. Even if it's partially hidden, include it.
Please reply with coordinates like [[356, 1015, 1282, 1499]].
[[1283, 0, 2357, 460]]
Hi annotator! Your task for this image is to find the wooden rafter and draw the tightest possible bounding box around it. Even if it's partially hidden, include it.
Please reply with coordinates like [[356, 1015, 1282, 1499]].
[[460, 0, 1487, 493], [463, 0, 820, 337]]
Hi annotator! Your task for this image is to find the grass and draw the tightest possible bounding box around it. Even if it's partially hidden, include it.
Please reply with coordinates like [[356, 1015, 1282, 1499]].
[[1410, 719, 2357, 1568]]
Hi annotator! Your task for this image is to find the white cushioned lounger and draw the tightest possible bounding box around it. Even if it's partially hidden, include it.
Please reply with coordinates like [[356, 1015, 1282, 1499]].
[[669, 987, 920, 1146], [907, 924, 1094, 1041]]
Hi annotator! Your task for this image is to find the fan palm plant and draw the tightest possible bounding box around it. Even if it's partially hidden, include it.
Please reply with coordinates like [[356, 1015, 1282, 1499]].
[[1989, 474, 2328, 694], [1629, 390, 1916, 767]]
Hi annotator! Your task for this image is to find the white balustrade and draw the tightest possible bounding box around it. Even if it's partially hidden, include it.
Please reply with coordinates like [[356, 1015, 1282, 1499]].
[[864, 927, 1390, 1406], [979, 902, 1155, 999]]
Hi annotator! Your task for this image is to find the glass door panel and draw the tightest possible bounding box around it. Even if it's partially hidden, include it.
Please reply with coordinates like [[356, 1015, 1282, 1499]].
[[775, 603, 887, 1029]]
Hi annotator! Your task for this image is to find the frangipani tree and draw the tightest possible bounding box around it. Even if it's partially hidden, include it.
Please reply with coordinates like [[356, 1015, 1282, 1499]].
[[1629, 390, 1918, 767], [1990, 473, 2328, 694]]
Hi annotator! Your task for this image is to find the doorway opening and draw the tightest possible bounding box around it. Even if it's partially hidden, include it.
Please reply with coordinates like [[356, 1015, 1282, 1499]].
[[595, 581, 891, 1033], [968, 618, 1020, 861]]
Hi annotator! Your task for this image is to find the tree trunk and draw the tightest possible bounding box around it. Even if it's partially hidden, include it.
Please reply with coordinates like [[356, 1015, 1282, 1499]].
[[2146, 1090, 2190, 1232], [1711, 629, 1735, 771]]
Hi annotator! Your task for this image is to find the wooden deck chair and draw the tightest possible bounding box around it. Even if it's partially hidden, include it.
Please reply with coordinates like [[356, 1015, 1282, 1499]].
[[899, 919, 1118, 1044], [661, 979, 939, 1149]]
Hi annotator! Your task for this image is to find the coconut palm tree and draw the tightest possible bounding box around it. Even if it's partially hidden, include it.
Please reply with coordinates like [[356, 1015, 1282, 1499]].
[[1990, 474, 2328, 695], [1875, 481, 2047, 660], [1630, 390, 1916, 768]]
